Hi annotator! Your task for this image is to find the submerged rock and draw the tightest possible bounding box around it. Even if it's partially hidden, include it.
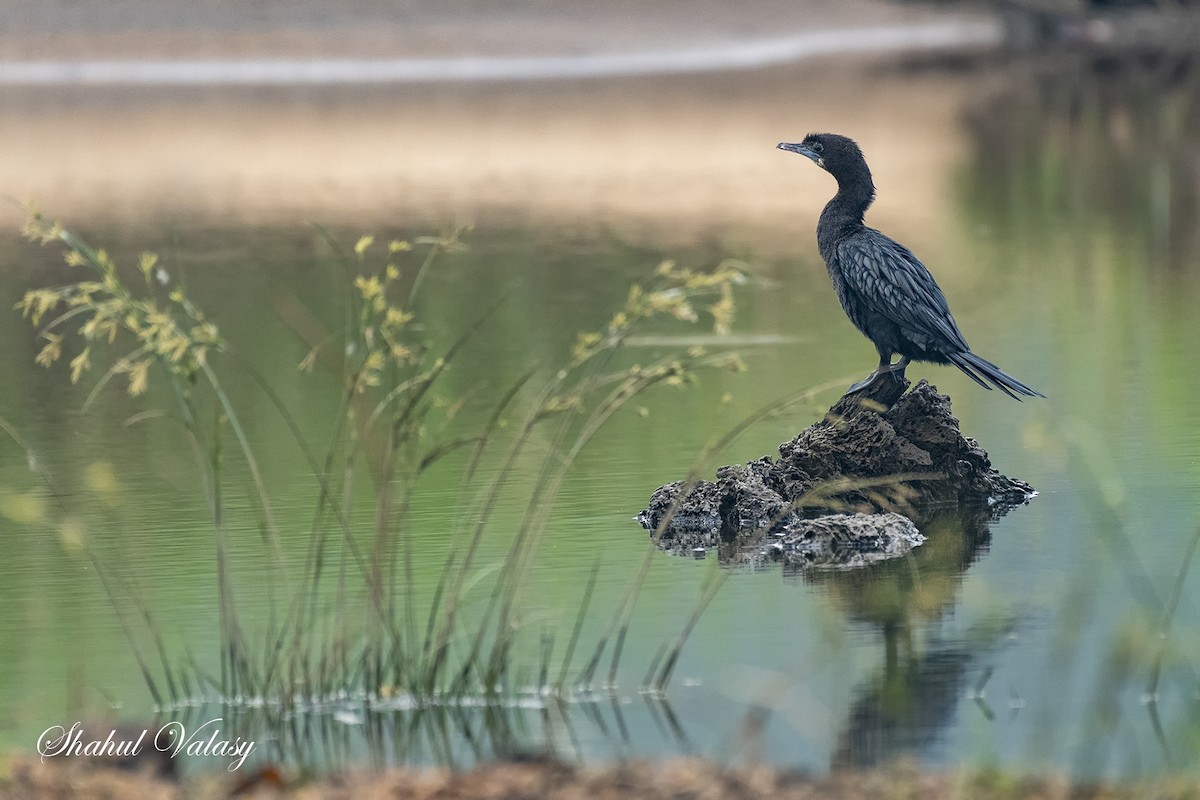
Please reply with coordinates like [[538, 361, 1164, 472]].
[[638, 381, 1032, 567], [771, 512, 925, 570]]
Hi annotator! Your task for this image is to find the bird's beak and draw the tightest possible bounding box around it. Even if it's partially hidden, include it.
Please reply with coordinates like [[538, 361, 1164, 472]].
[[777, 141, 824, 169]]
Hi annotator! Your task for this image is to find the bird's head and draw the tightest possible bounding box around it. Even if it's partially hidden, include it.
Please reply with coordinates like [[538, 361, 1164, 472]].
[[777, 133, 865, 175]]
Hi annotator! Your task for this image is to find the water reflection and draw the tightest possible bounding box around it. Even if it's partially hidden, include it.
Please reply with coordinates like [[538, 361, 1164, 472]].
[[799, 507, 996, 624], [802, 506, 1008, 768], [2, 47, 1200, 781], [158, 693, 692, 773], [154, 502, 1008, 773], [962, 51, 1200, 274]]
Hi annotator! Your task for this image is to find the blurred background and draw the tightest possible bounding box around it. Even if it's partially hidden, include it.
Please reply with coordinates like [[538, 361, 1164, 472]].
[[1, 0, 1200, 784]]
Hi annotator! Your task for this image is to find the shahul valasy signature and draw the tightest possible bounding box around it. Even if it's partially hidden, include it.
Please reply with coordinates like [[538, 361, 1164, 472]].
[[38, 718, 255, 772]]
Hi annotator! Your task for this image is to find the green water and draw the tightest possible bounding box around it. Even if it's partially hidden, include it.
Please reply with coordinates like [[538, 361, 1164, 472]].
[[2, 58, 1200, 780]]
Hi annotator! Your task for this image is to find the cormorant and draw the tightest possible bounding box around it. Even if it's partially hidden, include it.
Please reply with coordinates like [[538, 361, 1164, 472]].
[[778, 133, 1043, 400]]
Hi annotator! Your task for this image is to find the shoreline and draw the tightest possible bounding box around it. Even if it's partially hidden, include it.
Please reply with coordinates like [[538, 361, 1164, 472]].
[[0, 0, 990, 63], [5, 755, 1199, 799], [0, 1, 1003, 247], [0, 20, 1000, 86], [0, 60, 980, 252]]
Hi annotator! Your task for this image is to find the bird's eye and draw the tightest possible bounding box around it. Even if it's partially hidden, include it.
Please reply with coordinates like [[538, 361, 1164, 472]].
[[810, 141, 824, 153]]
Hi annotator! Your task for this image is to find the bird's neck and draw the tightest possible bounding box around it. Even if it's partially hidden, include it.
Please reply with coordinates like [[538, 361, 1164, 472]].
[[826, 168, 876, 226], [817, 172, 875, 251]]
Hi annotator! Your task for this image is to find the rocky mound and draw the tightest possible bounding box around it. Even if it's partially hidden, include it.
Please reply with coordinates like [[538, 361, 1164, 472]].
[[637, 381, 1033, 566]]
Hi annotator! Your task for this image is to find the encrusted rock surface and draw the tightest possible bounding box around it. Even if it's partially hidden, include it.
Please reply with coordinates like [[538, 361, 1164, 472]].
[[638, 381, 1033, 566], [771, 512, 925, 570]]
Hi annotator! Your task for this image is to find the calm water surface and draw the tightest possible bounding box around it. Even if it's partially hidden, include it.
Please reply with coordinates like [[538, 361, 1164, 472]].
[[1, 57, 1199, 779]]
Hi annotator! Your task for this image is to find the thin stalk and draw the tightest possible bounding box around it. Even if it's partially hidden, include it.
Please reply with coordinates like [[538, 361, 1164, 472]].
[[554, 560, 602, 691], [427, 379, 558, 693], [421, 369, 537, 668], [652, 566, 729, 692], [1146, 520, 1200, 697], [89, 557, 165, 707], [199, 360, 289, 587]]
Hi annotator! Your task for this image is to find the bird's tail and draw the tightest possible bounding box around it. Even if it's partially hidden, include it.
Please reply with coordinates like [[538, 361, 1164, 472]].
[[947, 351, 1044, 400]]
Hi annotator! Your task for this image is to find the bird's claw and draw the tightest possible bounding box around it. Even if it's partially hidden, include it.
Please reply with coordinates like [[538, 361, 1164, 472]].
[[847, 373, 882, 394], [845, 362, 911, 409], [848, 363, 906, 394]]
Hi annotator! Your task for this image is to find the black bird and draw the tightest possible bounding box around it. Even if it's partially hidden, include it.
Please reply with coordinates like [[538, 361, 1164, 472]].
[[778, 133, 1043, 400]]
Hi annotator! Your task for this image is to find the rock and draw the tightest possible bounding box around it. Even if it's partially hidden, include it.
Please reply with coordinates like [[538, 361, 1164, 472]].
[[638, 381, 1033, 567], [772, 512, 925, 570]]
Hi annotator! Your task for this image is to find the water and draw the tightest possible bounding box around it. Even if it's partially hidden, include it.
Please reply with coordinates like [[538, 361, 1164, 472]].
[[1, 53, 1199, 781]]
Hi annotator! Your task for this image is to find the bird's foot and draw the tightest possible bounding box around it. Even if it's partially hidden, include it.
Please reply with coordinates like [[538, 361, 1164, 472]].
[[843, 363, 911, 411], [848, 358, 909, 394], [885, 358, 909, 380], [847, 371, 884, 395]]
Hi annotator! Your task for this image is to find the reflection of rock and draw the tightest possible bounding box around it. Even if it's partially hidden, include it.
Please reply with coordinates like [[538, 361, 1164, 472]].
[[802, 509, 1014, 769], [638, 381, 1032, 567], [797, 505, 996, 607]]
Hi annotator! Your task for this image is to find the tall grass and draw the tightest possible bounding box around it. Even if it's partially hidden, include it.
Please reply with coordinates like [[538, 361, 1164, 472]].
[[16, 209, 748, 723]]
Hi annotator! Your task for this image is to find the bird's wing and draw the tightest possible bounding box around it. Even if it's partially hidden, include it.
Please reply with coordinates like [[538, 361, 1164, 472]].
[[835, 229, 970, 352]]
